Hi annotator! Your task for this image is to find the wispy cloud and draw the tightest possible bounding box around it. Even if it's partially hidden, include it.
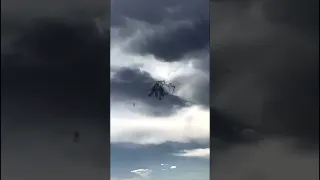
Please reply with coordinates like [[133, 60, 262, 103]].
[[172, 148, 210, 159], [130, 169, 153, 179]]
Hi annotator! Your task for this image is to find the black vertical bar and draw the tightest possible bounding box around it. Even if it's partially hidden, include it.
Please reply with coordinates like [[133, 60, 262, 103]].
[[1, 0, 111, 179]]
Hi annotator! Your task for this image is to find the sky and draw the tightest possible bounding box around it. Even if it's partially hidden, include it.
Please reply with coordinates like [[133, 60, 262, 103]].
[[1, 0, 319, 180], [109, 0, 210, 180]]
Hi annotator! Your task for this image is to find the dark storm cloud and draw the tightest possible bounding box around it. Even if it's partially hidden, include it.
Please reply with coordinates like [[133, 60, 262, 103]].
[[110, 0, 210, 111], [210, 0, 319, 147], [132, 19, 209, 61], [111, 68, 188, 116], [111, 0, 209, 26], [111, 0, 209, 62]]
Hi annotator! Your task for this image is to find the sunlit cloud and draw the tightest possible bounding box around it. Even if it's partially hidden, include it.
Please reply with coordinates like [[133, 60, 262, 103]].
[[111, 105, 210, 144], [110, 42, 198, 83], [173, 148, 210, 159], [130, 169, 153, 179]]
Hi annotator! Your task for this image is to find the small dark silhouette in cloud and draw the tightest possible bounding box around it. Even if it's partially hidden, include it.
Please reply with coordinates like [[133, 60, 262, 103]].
[[73, 131, 80, 143]]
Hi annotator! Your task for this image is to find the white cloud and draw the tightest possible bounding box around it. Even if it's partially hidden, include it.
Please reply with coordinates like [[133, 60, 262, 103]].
[[170, 166, 177, 169], [173, 148, 210, 159], [111, 105, 209, 144], [130, 169, 153, 179], [110, 42, 196, 82], [110, 19, 208, 87], [131, 169, 151, 173]]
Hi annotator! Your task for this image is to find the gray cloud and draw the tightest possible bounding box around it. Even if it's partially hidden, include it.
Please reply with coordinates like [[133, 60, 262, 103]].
[[131, 19, 209, 61], [111, 0, 209, 62], [110, 0, 210, 116], [111, 68, 188, 116], [170, 71, 210, 106], [111, 0, 208, 26]]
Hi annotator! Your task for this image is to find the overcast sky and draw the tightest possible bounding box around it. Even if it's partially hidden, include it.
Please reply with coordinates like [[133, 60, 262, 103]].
[[1, 0, 318, 180], [109, 0, 210, 179]]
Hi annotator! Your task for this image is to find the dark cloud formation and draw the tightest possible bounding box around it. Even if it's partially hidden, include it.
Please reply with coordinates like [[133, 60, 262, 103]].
[[210, 0, 318, 179], [133, 19, 209, 61], [111, 68, 188, 116], [1, 2, 110, 179], [110, 0, 210, 111], [111, 0, 209, 26], [112, 0, 209, 62]]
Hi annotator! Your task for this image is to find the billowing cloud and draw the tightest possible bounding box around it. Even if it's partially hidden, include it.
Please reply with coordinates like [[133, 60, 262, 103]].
[[130, 19, 209, 61], [111, 105, 209, 145], [111, 68, 188, 116], [129, 169, 153, 180]]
